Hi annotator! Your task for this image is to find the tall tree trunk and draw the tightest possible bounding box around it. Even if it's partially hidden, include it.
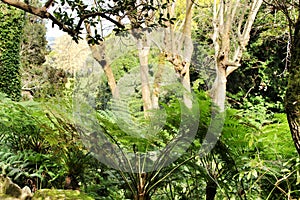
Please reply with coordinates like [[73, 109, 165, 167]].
[[163, 0, 193, 108], [89, 43, 118, 97], [211, 66, 227, 112], [180, 0, 193, 108], [130, 0, 154, 114], [152, 52, 165, 109], [211, 0, 231, 112], [210, 0, 262, 111], [285, 16, 300, 155], [137, 36, 152, 113], [84, 23, 118, 97]]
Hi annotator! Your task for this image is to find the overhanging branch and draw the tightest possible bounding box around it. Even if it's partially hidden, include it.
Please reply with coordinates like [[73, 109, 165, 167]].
[[1, 0, 77, 36], [43, 0, 54, 9], [75, 12, 125, 33], [1, 0, 47, 18], [1, 0, 125, 38]]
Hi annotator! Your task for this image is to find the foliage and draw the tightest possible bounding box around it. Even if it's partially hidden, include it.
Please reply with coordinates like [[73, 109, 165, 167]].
[[0, 88, 299, 199], [35, 66, 69, 99], [0, 3, 24, 100], [0, 145, 60, 190], [30, 0, 173, 43], [145, 97, 299, 199], [0, 92, 129, 198], [44, 34, 90, 73], [222, 109, 299, 199], [192, 4, 289, 112], [0, 93, 66, 189], [21, 30, 73, 99], [95, 46, 161, 110], [20, 1, 48, 99], [20, 7, 47, 67], [0, 92, 51, 152]]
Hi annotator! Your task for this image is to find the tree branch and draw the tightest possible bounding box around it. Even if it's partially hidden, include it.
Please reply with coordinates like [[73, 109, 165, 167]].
[[1, 0, 47, 18], [43, 0, 54, 9], [228, 0, 263, 76], [1, 0, 125, 38], [75, 12, 125, 33], [1, 0, 77, 36]]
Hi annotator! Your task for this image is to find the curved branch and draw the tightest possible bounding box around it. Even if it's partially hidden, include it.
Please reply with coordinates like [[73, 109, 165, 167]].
[[1, 0, 47, 18], [75, 12, 125, 33], [1, 0, 125, 38], [1, 0, 77, 36], [43, 0, 54, 9]]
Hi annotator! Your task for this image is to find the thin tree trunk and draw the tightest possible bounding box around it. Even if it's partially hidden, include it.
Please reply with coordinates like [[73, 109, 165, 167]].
[[137, 36, 152, 113], [180, 0, 193, 108], [163, 0, 193, 108], [287, 109, 300, 155], [84, 23, 118, 97], [211, 66, 227, 112], [152, 52, 165, 109], [285, 16, 300, 155], [211, 0, 228, 112], [89, 43, 118, 97], [211, 0, 230, 112]]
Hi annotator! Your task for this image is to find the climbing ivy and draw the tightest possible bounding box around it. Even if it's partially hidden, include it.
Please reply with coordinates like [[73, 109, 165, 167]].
[[0, 3, 24, 101]]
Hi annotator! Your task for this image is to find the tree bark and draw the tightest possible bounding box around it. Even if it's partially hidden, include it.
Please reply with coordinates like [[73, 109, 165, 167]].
[[89, 43, 118, 97], [137, 36, 153, 113], [285, 15, 300, 155], [211, 65, 227, 112], [180, 0, 193, 108], [152, 52, 165, 109], [84, 23, 118, 97], [161, 0, 193, 108]]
